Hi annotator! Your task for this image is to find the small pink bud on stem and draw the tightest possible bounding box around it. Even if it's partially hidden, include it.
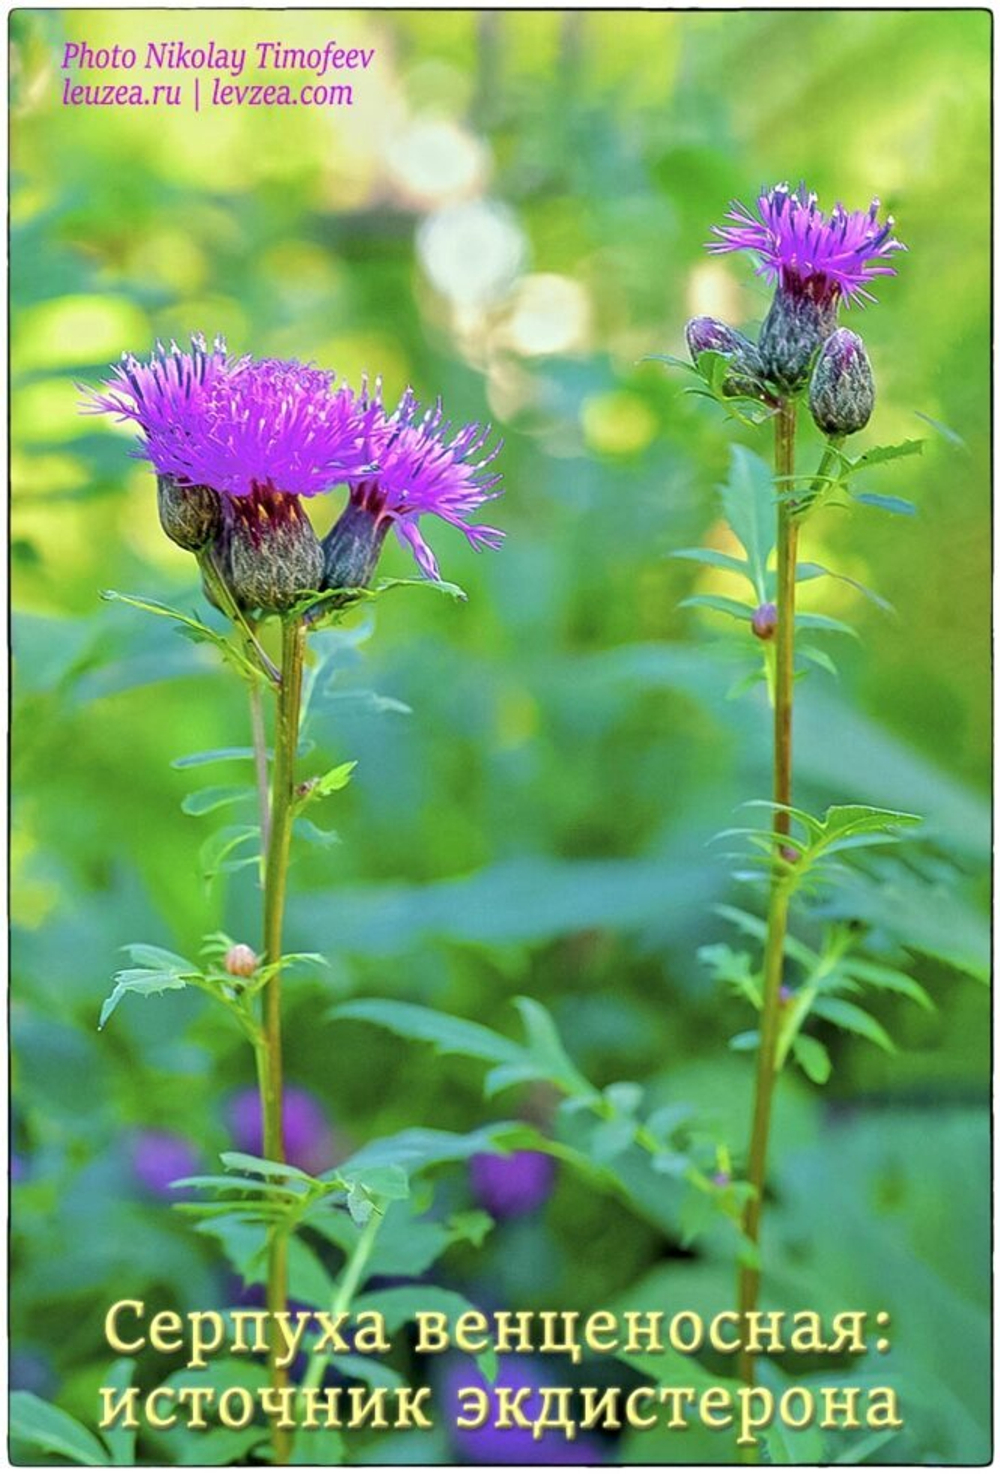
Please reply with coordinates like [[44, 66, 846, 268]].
[[225, 943, 259, 978]]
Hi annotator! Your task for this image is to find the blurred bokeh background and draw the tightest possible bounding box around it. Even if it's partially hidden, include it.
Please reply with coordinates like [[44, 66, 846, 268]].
[[10, 8, 990, 1465]]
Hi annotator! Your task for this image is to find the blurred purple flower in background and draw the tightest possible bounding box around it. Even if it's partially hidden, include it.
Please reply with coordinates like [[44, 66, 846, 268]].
[[439, 1356, 606, 1465], [469, 1150, 556, 1220], [225, 1084, 337, 1176], [9, 1348, 55, 1398], [130, 1130, 200, 1198]]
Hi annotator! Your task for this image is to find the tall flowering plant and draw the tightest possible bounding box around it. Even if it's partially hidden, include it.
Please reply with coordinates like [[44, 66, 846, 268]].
[[683, 182, 924, 1395], [86, 339, 503, 1463]]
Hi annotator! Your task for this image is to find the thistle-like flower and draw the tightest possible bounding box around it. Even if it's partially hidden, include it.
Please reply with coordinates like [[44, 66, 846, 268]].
[[87, 337, 378, 612], [322, 383, 504, 592], [708, 184, 904, 391], [808, 328, 875, 437]]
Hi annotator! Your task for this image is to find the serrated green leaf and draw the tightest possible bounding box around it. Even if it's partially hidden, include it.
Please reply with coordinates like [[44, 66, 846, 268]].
[[313, 760, 357, 796], [99, 967, 194, 1029], [376, 576, 468, 602], [847, 438, 923, 472]]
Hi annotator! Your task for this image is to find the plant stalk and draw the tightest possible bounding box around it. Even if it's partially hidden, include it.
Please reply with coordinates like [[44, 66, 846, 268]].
[[298, 1206, 385, 1397], [258, 615, 306, 1464], [737, 400, 798, 1399]]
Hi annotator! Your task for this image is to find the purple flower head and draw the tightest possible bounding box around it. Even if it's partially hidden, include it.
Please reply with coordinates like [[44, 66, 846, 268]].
[[226, 1085, 336, 1177], [324, 381, 504, 586], [708, 183, 905, 307], [439, 1356, 606, 1465], [131, 1130, 200, 1199], [469, 1150, 556, 1220], [87, 336, 378, 499]]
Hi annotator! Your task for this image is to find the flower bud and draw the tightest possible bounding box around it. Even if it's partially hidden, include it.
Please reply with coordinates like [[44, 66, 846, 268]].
[[751, 602, 778, 641], [685, 316, 768, 399], [759, 283, 839, 392], [156, 473, 222, 552], [321, 484, 391, 607], [224, 943, 258, 978], [226, 488, 324, 615], [808, 328, 875, 437]]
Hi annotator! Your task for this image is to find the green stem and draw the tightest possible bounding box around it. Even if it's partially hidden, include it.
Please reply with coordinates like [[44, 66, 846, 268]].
[[736, 400, 798, 1403], [259, 616, 306, 1465], [298, 1206, 385, 1397]]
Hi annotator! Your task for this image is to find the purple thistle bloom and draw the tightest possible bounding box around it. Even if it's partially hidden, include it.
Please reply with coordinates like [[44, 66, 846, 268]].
[[87, 336, 377, 499], [324, 382, 504, 585], [469, 1150, 556, 1220], [131, 1130, 200, 1198], [225, 1085, 336, 1177], [708, 183, 905, 307]]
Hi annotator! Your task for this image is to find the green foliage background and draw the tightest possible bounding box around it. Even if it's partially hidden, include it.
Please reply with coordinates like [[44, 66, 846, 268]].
[[10, 8, 991, 1466]]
